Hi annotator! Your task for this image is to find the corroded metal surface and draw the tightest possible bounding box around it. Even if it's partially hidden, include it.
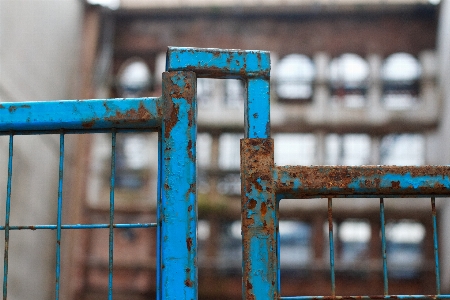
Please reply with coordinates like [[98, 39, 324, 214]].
[[161, 71, 197, 299], [241, 138, 278, 300], [0, 97, 163, 133], [166, 46, 271, 138], [166, 47, 270, 79], [280, 295, 450, 300], [275, 165, 450, 198]]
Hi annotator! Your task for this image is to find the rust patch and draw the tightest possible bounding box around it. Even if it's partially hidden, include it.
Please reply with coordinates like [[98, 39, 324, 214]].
[[105, 102, 152, 124], [184, 279, 193, 287], [164, 102, 179, 139], [246, 280, 253, 290], [187, 140, 194, 161], [82, 120, 95, 129], [391, 181, 400, 189], [186, 237, 193, 252], [260, 201, 267, 217], [248, 199, 257, 209], [328, 198, 333, 232]]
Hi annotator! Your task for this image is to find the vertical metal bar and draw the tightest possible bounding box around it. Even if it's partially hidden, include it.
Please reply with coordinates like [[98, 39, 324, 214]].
[[277, 206, 281, 295], [241, 138, 277, 299], [108, 129, 117, 300], [431, 197, 441, 295], [156, 131, 162, 300], [245, 78, 270, 139], [55, 133, 65, 300], [3, 134, 13, 300], [328, 197, 335, 297], [380, 198, 388, 295], [161, 71, 197, 299]]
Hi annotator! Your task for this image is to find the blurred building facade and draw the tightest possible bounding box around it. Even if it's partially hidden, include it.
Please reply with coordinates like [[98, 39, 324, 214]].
[[1, 0, 449, 299], [0, 1, 83, 299], [64, 1, 450, 299]]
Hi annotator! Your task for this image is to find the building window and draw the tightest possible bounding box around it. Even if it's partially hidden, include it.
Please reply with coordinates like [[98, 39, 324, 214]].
[[274, 54, 315, 102], [279, 221, 313, 271], [330, 53, 369, 107], [386, 220, 425, 279], [225, 79, 245, 108], [382, 53, 421, 110], [380, 134, 424, 165], [197, 220, 211, 264], [274, 133, 316, 166], [325, 134, 371, 165], [197, 78, 215, 108], [218, 220, 242, 274], [217, 133, 243, 195], [338, 219, 371, 265], [115, 133, 152, 189], [116, 57, 152, 97]]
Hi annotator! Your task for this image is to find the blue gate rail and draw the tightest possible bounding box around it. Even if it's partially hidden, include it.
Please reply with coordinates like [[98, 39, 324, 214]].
[[1, 46, 450, 300], [0, 69, 198, 299]]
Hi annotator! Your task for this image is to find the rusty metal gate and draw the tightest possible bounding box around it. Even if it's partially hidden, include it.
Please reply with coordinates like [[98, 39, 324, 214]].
[[1, 47, 450, 300]]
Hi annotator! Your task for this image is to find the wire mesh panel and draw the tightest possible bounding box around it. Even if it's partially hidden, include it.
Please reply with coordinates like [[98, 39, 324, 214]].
[[0, 68, 197, 299], [236, 47, 450, 300]]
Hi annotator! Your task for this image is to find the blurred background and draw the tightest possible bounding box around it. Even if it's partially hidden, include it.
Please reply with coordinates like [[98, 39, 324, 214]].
[[1, 0, 450, 299]]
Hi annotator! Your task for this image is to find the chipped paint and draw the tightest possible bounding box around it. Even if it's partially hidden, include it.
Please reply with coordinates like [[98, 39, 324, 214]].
[[0, 98, 163, 133], [160, 71, 197, 299], [241, 138, 278, 300], [275, 166, 450, 198]]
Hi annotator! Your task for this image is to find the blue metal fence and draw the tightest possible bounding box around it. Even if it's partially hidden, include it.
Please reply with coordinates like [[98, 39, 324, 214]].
[[1, 47, 450, 300], [0, 68, 197, 299]]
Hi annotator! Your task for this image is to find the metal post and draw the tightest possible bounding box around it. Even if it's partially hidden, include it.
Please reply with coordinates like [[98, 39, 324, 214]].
[[161, 71, 198, 299]]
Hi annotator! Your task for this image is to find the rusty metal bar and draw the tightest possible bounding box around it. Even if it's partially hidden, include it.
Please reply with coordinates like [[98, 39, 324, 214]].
[[166, 46, 270, 79], [156, 131, 162, 300], [280, 296, 450, 300], [328, 198, 336, 297], [3, 134, 13, 300], [55, 133, 64, 300], [275, 166, 450, 198], [431, 197, 441, 295], [166, 47, 274, 298], [0, 97, 163, 133], [0, 223, 156, 230], [380, 198, 388, 295], [240, 138, 278, 299], [108, 129, 117, 300], [160, 71, 197, 299]]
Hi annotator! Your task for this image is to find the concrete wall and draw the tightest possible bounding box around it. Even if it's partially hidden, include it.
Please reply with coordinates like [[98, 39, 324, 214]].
[[0, 1, 82, 299]]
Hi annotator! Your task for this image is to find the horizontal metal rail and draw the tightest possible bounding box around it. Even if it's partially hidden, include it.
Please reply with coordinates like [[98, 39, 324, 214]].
[[166, 46, 270, 79], [0, 97, 163, 133], [275, 165, 450, 199], [280, 296, 450, 300], [0, 223, 157, 230]]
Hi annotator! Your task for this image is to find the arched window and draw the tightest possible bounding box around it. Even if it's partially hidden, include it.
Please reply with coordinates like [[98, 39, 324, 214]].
[[116, 58, 152, 97], [329, 53, 369, 107], [274, 54, 315, 102], [382, 53, 421, 109]]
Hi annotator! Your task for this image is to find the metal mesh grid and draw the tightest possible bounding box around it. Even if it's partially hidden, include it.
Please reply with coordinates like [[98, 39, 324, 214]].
[[1, 131, 158, 299]]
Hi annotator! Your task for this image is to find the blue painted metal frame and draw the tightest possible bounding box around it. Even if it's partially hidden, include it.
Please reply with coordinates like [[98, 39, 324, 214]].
[[0, 68, 197, 299], [166, 46, 275, 299], [2, 46, 450, 300]]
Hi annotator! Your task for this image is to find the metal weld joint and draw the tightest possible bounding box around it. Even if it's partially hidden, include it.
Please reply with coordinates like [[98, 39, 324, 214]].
[[241, 138, 278, 300]]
